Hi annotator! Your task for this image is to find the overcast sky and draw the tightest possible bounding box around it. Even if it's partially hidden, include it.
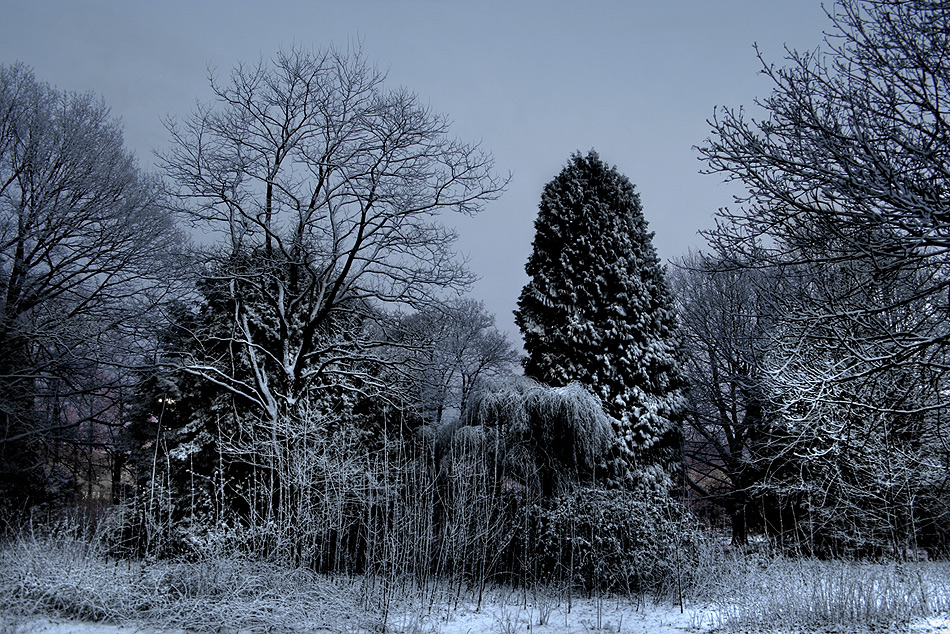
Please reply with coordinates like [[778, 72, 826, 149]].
[[0, 1, 831, 347]]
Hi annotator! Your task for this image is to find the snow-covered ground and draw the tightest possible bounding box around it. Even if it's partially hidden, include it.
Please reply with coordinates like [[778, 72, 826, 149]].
[[4, 601, 698, 634], [4, 537, 949, 634], [6, 600, 949, 634], [388, 593, 701, 634]]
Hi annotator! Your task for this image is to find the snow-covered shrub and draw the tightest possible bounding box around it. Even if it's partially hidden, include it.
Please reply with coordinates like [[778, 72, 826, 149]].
[[0, 518, 379, 632], [102, 484, 177, 559], [525, 486, 699, 595], [706, 556, 950, 632]]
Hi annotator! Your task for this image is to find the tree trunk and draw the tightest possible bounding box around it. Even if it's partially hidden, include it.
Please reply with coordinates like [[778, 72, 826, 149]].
[[730, 502, 748, 546], [111, 450, 127, 504]]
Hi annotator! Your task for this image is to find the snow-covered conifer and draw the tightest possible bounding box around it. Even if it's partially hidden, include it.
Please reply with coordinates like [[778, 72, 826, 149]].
[[514, 150, 685, 488]]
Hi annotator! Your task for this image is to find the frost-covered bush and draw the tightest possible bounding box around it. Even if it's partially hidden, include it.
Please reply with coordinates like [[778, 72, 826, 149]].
[[0, 519, 378, 632], [526, 486, 699, 594]]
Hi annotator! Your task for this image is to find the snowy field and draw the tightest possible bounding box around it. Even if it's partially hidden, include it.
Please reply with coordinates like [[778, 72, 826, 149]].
[[4, 601, 950, 634], [3, 596, 701, 634], [4, 585, 950, 634], [3, 531, 950, 634]]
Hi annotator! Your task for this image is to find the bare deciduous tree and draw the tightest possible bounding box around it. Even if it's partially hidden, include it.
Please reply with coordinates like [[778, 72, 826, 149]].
[[396, 298, 519, 426], [670, 252, 775, 545], [0, 64, 186, 510], [160, 46, 506, 429], [698, 0, 950, 390], [148, 47, 506, 543]]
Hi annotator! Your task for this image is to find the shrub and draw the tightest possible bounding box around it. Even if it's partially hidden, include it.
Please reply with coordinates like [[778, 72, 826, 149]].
[[700, 555, 950, 632], [525, 486, 699, 595], [0, 519, 378, 633]]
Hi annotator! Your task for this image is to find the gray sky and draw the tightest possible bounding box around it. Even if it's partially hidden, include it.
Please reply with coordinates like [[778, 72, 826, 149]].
[[0, 1, 830, 347]]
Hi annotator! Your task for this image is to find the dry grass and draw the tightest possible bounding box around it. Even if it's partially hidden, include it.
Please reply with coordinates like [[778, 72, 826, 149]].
[[3, 522, 950, 634], [691, 552, 950, 632], [0, 523, 380, 633]]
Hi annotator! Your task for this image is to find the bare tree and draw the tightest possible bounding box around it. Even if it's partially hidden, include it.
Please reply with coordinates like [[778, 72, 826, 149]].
[[159, 46, 506, 429], [695, 0, 950, 554], [670, 252, 775, 545], [396, 298, 520, 426], [150, 47, 505, 543], [698, 0, 950, 389], [0, 64, 186, 511]]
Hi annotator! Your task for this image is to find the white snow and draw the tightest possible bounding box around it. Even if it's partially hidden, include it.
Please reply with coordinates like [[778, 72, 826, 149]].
[[4, 598, 703, 634], [911, 616, 950, 634], [6, 600, 948, 633], [388, 592, 702, 634], [0, 616, 188, 634]]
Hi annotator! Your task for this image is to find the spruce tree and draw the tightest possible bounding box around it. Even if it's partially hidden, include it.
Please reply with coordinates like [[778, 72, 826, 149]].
[[515, 150, 684, 488]]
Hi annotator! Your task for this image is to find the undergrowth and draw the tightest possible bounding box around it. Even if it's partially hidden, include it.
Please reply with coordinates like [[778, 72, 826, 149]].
[[0, 520, 379, 633], [2, 520, 949, 633], [692, 551, 950, 632]]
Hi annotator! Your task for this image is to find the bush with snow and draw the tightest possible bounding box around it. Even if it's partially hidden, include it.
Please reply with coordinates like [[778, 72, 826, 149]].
[[526, 485, 700, 595]]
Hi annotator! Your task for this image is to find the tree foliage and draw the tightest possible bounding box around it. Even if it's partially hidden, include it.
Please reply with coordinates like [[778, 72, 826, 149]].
[[457, 376, 614, 497], [514, 150, 684, 488]]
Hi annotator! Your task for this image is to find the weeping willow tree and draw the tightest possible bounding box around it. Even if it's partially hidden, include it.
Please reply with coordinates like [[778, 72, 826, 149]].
[[455, 376, 614, 498], [419, 377, 614, 589]]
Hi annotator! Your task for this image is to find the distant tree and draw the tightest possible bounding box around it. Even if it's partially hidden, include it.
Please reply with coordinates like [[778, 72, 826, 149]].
[[0, 64, 186, 515], [514, 150, 685, 488], [670, 252, 775, 545], [397, 298, 519, 426]]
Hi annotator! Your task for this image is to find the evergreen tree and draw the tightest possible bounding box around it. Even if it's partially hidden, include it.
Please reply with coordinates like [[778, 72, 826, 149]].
[[515, 150, 684, 488]]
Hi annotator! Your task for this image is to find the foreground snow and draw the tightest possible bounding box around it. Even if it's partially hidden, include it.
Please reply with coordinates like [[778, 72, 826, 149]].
[[5, 600, 697, 634], [4, 537, 949, 634], [389, 594, 700, 633], [6, 599, 949, 634]]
